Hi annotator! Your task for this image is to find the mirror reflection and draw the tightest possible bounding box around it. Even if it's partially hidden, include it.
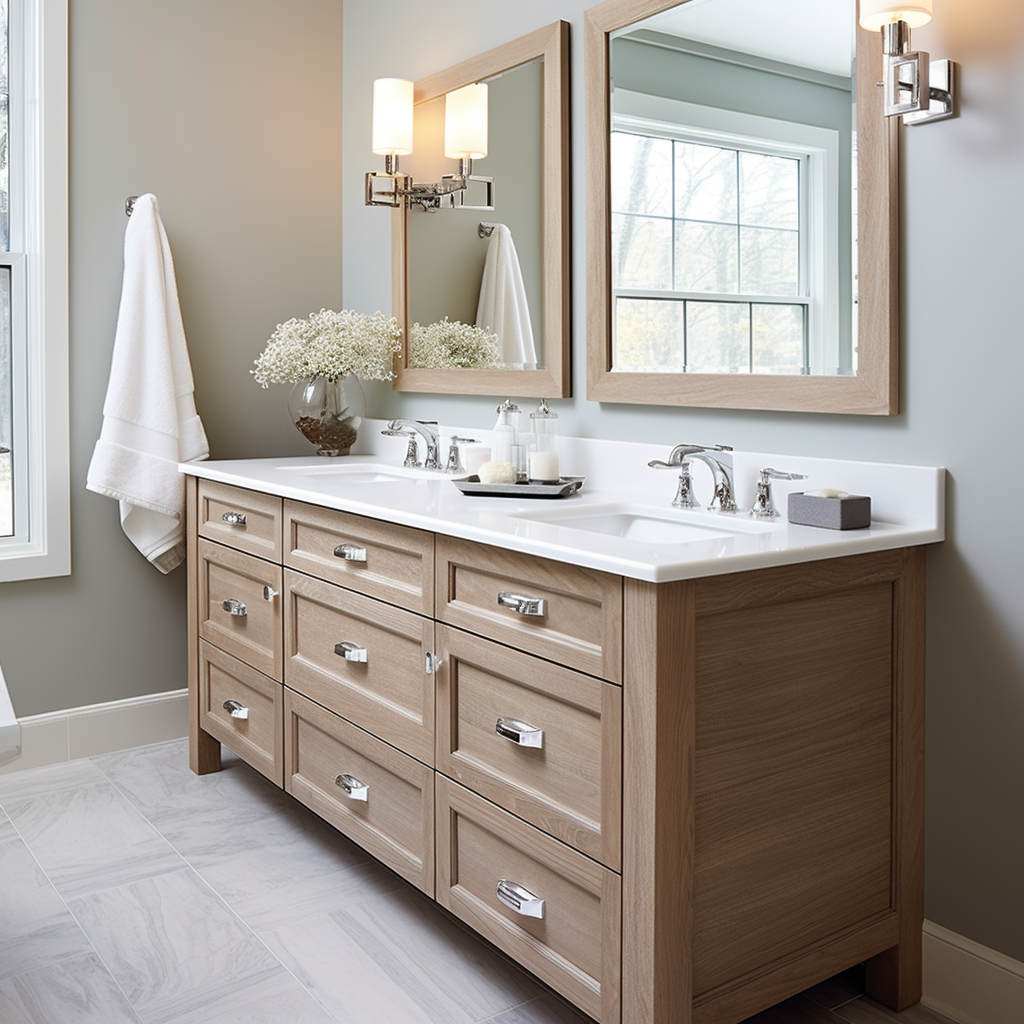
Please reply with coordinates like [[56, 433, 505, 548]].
[[407, 58, 545, 372], [609, 0, 856, 377]]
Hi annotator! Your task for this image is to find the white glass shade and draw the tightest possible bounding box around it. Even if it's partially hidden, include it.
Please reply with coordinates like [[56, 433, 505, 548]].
[[372, 78, 413, 156], [444, 83, 488, 160], [859, 0, 933, 31]]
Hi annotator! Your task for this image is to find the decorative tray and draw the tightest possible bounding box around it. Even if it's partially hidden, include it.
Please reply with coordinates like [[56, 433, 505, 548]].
[[452, 475, 585, 499]]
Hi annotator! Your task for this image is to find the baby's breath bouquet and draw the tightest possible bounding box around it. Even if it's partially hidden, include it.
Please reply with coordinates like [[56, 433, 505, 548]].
[[253, 309, 401, 456], [252, 308, 401, 387], [408, 317, 503, 370]]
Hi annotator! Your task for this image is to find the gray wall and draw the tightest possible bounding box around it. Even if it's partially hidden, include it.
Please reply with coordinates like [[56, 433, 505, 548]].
[[0, 0, 343, 717], [344, 2, 1024, 966]]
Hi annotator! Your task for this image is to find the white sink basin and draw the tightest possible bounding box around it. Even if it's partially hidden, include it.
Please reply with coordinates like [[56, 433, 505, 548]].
[[274, 462, 432, 484], [513, 502, 778, 545]]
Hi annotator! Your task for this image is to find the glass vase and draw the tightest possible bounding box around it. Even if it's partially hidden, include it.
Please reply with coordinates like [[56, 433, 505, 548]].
[[287, 374, 365, 456]]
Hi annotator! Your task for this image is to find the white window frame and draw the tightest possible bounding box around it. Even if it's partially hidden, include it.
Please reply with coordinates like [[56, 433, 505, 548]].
[[611, 89, 840, 375], [0, 0, 69, 581]]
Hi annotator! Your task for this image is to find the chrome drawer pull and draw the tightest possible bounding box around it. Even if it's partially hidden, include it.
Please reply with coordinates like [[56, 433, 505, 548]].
[[263, 586, 278, 601], [495, 718, 544, 749], [222, 699, 249, 720], [335, 774, 369, 801], [222, 599, 247, 617], [496, 879, 545, 919], [334, 543, 367, 562], [334, 641, 368, 663], [221, 512, 247, 526], [497, 592, 546, 617], [425, 652, 442, 675]]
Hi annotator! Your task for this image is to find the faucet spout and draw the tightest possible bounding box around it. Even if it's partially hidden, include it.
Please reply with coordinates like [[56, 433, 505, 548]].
[[655, 443, 737, 513], [386, 419, 442, 469]]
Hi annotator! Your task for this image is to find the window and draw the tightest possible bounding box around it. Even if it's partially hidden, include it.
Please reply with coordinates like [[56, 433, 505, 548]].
[[0, 0, 69, 581], [611, 91, 839, 376]]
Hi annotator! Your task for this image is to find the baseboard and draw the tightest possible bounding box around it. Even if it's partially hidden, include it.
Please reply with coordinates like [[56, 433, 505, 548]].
[[0, 689, 188, 774], [923, 919, 1024, 1024]]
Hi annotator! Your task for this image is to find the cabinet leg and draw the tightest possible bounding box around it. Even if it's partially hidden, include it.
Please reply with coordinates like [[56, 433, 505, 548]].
[[864, 934, 922, 1010], [190, 726, 222, 775]]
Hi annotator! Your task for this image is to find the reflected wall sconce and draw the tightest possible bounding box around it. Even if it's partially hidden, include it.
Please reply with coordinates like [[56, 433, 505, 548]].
[[860, 1, 958, 125], [365, 78, 494, 211]]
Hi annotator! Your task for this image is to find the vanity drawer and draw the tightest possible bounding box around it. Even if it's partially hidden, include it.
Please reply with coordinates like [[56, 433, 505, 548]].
[[436, 537, 623, 683], [284, 689, 434, 895], [198, 641, 283, 786], [198, 539, 283, 680], [284, 500, 435, 615], [198, 480, 283, 561], [436, 625, 621, 869], [284, 569, 435, 764], [436, 777, 621, 1024]]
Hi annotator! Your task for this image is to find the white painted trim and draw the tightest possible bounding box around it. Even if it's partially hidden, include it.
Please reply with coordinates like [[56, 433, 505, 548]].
[[923, 919, 1024, 1024], [0, 688, 188, 773]]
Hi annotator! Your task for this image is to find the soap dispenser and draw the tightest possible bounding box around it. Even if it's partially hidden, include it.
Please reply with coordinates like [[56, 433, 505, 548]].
[[491, 399, 518, 466]]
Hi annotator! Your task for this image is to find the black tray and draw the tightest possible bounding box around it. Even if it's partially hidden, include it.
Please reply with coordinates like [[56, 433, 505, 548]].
[[452, 475, 585, 498]]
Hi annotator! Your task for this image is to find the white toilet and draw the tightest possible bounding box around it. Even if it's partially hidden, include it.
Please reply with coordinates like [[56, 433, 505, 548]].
[[0, 664, 22, 767]]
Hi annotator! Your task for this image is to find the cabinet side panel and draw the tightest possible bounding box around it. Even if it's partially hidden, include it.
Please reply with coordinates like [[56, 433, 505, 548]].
[[693, 583, 894, 995]]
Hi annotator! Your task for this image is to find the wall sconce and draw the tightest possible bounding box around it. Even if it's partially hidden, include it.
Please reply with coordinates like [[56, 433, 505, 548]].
[[366, 79, 494, 211], [860, 1, 958, 125]]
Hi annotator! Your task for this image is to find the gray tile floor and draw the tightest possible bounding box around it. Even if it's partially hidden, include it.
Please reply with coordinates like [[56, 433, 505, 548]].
[[0, 739, 962, 1024]]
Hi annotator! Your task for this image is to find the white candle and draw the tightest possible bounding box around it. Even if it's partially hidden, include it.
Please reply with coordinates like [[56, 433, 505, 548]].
[[528, 449, 560, 483]]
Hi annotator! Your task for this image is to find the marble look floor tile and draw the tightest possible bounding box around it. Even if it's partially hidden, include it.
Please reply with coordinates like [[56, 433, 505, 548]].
[[67, 867, 283, 1024], [0, 817, 95, 980], [3, 773, 185, 899], [264, 885, 541, 1024], [0, 952, 142, 1024], [484, 993, 594, 1023], [0, 758, 106, 804], [833, 996, 961, 1024]]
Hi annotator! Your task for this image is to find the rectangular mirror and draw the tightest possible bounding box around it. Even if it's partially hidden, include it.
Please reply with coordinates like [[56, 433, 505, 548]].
[[585, 0, 899, 414], [392, 21, 572, 398]]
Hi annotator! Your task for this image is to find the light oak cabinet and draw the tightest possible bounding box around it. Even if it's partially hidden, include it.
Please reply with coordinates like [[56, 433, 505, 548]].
[[187, 476, 925, 1024]]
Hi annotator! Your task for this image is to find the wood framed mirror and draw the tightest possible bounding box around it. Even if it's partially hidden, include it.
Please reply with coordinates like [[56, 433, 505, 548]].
[[584, 0, 898, 414], [391, 21, 572, 398]]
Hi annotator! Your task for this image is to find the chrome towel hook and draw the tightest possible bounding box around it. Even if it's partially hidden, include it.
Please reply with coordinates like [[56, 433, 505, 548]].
[[125, 195, 139, 217]]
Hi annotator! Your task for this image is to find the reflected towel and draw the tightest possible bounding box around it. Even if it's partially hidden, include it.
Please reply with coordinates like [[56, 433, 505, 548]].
[[475, 223, 537, 369], [87, 194, 209, 573]]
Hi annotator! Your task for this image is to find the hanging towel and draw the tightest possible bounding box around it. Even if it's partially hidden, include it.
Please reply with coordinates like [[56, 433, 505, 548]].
[[87, 194, 209, 573], [475, 223, 538, 369]]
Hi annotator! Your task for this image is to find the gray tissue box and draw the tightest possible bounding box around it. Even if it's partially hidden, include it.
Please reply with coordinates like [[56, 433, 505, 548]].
[[788, 492, 871, 530]]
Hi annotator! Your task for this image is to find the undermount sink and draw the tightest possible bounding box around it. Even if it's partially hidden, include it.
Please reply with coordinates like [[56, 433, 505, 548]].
[[274, 462, 432, 484], [513, 502, 778, 545]]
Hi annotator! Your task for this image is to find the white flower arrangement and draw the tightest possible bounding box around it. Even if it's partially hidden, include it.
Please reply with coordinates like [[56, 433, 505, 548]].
[[252, 308, 402, 387], [408, 317, 504, 370]]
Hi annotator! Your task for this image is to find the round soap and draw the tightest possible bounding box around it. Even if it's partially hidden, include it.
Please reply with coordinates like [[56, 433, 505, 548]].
[[477, 460, 516, 485]]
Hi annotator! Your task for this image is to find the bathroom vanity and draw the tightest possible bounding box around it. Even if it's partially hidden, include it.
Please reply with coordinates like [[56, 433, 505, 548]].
[[182, 437, 943, 1024]]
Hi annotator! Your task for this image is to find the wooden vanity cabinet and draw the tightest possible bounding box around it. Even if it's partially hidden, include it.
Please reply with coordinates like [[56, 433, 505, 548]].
[[186, 476, 925, 1024]]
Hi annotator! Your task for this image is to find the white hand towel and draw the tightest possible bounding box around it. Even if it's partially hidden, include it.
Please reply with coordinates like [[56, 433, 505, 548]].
[[87, 194, 209, 573], [475, 223, 538, 369]]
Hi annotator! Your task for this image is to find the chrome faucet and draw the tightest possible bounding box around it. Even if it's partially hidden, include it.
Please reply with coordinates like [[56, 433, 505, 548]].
[[649, 444, 737, 513], [384, 419, 442, 469]]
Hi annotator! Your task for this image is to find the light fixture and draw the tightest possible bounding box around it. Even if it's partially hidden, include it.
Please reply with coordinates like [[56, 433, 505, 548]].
[[366, 79, 494, 211], [860, 0, 958, 125]]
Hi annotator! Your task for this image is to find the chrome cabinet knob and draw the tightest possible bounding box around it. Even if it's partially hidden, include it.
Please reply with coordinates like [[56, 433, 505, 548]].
[[263, 586, 278, 601], [334, 543, 367, 562], [497, 592, 547, 617], [334, 641, 368, 663], [495, 717, 544, 749], [221, 512, 247, 526], [335, 773, 369, 801], [425, 652, 442, 675], [222, 699, 249, 720], [496, 879, 545, 919], [222, 599, 247, 617]]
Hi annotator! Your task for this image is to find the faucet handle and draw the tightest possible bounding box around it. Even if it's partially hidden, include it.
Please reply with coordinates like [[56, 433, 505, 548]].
[[381, 426, 421, 467], [445, 436, 478, 475], [648, 458, 700, 509], [749, 467, 807, 519]]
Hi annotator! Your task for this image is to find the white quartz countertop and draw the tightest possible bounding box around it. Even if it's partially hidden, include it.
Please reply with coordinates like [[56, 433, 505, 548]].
[[180, 427, 945, 583]]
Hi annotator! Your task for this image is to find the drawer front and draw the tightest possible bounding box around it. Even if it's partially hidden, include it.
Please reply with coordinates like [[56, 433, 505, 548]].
[[198, 539, 283, 679], [285, 689, 433, 895], [284, 569, 435, 764], [198, 641, 283, 786], [285, 500, 434, 615], [436, 537, 622, 683], [198, 480, 283, 560], [436, 626, 621, 869], [436, 778, 621, 1024]]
